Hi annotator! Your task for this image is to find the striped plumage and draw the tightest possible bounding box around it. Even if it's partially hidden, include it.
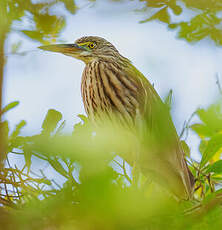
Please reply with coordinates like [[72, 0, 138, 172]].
[[39, 36, 194, 199], [81, 59, 141, 125]]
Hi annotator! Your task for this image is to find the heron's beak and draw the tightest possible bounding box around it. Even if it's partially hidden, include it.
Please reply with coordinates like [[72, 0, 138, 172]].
[[38, 44, 87, 54]]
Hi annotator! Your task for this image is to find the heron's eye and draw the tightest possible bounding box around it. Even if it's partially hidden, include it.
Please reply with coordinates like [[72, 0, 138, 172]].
[[88, 43, 95, 49]]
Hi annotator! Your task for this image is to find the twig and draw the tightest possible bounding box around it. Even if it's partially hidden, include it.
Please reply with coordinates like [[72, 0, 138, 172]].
[[123, 161, 132, 184], [6, 157, 21, 199], [206, 174, 214, 193], [113, 159, 122, 168], [0, 194, 22, 198], [216, 73, 222, 95], [180, 111, 196, 139], [0, 197, 16, 208], [51, 179, 62, 189], [113, 159, 132, 184]]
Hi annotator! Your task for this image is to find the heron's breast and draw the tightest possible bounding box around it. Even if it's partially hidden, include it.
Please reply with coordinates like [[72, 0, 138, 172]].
[[81, 62, 111, 119], [81, 61, 141, 124]]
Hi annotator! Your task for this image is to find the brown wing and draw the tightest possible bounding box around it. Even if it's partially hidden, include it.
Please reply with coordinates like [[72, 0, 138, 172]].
[[124, 63, 194, 199], [82, 60, 194, 198]]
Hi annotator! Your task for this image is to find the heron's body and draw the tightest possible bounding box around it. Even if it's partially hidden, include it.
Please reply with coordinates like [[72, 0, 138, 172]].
[[82, 59, 149, 125], [39, 36, 194, 199]]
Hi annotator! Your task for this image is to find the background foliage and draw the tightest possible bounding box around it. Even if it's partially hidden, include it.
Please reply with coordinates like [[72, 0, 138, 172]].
[[140, 0, 222, 45], [1, 0, 222, 229]]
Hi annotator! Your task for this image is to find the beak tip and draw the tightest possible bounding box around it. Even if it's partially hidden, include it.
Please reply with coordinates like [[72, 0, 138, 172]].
[[37, 43, 85, 53], [38, 45, 50, 51]]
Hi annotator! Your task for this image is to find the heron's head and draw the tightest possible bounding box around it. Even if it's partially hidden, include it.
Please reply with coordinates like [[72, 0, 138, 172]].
[[38, 36, 121, 63]]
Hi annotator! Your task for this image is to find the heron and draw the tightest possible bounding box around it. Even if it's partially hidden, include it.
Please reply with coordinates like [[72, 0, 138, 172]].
[[39, 36, 194, 199]]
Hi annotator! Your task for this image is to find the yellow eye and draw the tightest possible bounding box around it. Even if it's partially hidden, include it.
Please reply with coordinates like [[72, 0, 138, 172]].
[[88, 43, 95, 49]]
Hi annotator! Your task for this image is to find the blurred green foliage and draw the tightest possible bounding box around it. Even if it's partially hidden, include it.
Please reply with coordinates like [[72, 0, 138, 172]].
[[189, 102, 222, 197], [139, 0, 222, 45], [0, 0, 77, 44], [1, 0, 222, 229], [0, 100, 222, 229]]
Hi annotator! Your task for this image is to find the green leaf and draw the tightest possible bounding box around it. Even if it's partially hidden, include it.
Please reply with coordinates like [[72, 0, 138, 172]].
[[207, 160, 222, 174], [1, 101, 19, 114], [140, 6, 170, 24], [171, 5, 182, 15], [41, 109, 63, 135], [11, 41, 22, 54], [199, 140, 208, 155], [164, 89, 173, 111], [200, 134, 222, 168], [197, 105, 222, 132], [22, 30, 44, 43], [48, 158, 68, 179], [78, 114, 88, 124], [181, 140, 190, 157], [168, 23, 178, 29], [32, 178, 52, 185], [73, 114, 91, 135], [211, 175, 222, 182], [190, 123, 212, 138], [55, 120, 66, 136], [145, 0, 166, 8], [24, 145, 32, 173], [11, 120, 26, 138], [63, 0, 78, 14], [34, 14, 65, 36]]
